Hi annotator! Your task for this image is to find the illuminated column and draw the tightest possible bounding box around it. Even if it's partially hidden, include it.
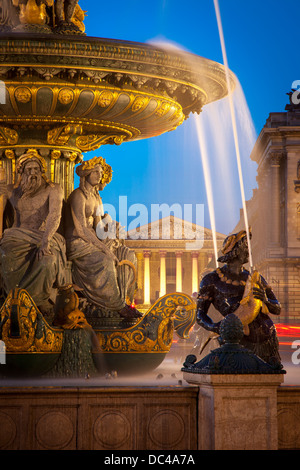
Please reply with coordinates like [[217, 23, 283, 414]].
[[143, 251, 151, 305], [191, 252, 199, 294], [159, 251, 166, 297], [176, 251, 182, 292], [270, 152, 282, 245], [207, 254, 213, 266], [136, 252, 144, 302]]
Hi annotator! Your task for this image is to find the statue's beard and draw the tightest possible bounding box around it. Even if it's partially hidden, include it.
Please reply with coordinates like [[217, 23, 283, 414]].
[[20, 173, 42, 197]]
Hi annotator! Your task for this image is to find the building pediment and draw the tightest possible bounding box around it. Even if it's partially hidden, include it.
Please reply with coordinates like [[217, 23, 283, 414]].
[[127, 215, 225, 241]]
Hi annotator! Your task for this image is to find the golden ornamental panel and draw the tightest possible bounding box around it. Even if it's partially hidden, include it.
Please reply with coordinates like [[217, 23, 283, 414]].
[[0, 289, 63, 353], [58, 88, 74, 105], [0, 127, 19, 146], [95, 293, 196, 353], [0, 81, 185, 145], [15, 86, 32, 103], [98, 91, 115, 108]]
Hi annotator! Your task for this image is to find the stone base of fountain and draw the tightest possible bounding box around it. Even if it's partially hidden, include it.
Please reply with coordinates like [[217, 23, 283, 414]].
[[183, 372, 284, 450], [0, 376, 295, 450], [0, 383, 199, 450]]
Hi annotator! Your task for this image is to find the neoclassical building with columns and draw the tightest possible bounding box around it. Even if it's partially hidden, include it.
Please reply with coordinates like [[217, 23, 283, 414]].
[[125, 215, 225, 307]]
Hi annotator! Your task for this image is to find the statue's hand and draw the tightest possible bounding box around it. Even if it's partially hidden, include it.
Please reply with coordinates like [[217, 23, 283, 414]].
[[36, 240, 52, 260], [100, 241, 119, 265], [197, 314, 221, 334], [211, 321, 221, 334], [253, 286, 267, 303]]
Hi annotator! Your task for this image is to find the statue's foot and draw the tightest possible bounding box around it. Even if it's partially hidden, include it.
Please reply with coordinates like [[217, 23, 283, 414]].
[[118, 304, 143, 319]]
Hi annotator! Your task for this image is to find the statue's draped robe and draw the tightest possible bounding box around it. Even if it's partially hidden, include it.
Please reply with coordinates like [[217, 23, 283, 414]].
[[66, 189, 136, 312], [0, 227, 67, 309]]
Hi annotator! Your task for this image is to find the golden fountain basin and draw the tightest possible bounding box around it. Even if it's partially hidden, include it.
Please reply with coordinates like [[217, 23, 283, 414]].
[[0, 288, 196, 377], [0, 33, 234, 154]]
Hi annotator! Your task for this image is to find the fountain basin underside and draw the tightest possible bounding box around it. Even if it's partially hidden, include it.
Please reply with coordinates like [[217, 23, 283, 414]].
[[0, 34, 234, 187], [2, 351, 168, 377]]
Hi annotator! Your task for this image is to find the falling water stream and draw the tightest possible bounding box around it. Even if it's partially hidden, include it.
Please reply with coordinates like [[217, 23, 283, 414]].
[[194, 116, 219, 268], [213, 0, 254, 271]]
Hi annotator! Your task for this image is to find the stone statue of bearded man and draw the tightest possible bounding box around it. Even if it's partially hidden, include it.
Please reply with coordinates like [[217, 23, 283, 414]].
[[0, 149, 67, 314]]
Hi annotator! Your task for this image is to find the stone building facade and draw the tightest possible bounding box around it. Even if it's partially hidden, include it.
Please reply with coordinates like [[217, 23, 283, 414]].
[[125, 215, 225, 307], [235, 99, 300, 321]]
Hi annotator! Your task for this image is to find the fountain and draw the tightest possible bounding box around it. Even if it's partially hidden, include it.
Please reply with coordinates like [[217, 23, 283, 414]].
[[0, 1, 289, 452], [0, 0, 236, 378]]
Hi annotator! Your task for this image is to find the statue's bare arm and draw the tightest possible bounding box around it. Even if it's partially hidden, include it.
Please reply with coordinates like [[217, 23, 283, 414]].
[[37, 184, 63, 259]]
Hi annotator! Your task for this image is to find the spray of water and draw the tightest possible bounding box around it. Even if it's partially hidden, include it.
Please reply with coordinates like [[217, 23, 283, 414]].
[[213, 0, 254, 271], [192, 79, 257, 236], [194, 116, 219, 268], [147, 35, 257, 267]]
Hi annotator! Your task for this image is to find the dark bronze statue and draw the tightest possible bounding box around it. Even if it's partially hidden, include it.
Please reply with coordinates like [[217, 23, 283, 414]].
[[65, 156, 142, 320], [0, 150, 67, 313], [196, 229, 282, 365]]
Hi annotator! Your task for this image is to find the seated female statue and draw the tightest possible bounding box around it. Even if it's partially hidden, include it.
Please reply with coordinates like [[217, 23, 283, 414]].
[[64, 156, 142, 319]]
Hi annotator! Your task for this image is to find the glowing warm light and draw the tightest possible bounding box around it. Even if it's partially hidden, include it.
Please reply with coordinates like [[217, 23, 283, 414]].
[[176, 253, 182, 292], [276, 323, 300, 342], [160, 252, 166, 297], [192, 254, 198, 294], [144, 252, 150, 304]]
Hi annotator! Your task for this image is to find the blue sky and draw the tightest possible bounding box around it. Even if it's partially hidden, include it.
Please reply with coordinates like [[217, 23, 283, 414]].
[[78, 0, 299, 235]]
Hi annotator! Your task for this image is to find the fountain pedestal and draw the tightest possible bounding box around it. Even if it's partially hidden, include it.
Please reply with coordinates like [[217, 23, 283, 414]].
[[182, 314, 286, 450], [183, 372, 284, 450]]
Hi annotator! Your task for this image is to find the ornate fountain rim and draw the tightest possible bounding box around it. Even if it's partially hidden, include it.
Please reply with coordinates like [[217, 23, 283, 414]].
[[0, 32, 236, 117]]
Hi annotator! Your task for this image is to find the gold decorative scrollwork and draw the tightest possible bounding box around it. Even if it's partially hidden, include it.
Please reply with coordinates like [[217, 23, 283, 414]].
[[65, 151, 78, 162], [157, 316, 174, 350], [0, 126, 19, 146], [4, 149, 16, 182], [75, 133, 126, 152], [174, 301, 197, 339], [96, 293, 196, 353], [113, 135, 125, 145], [47, 124, 83, 146], [0, 288, 63, 353], [50, 149, 61, 160], [0, 289, 196, 357], [5, 149, 15, 159]]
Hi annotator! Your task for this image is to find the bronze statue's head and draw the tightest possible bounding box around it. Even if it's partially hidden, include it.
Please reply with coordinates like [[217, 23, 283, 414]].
[[217, 228, 251, 264]]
